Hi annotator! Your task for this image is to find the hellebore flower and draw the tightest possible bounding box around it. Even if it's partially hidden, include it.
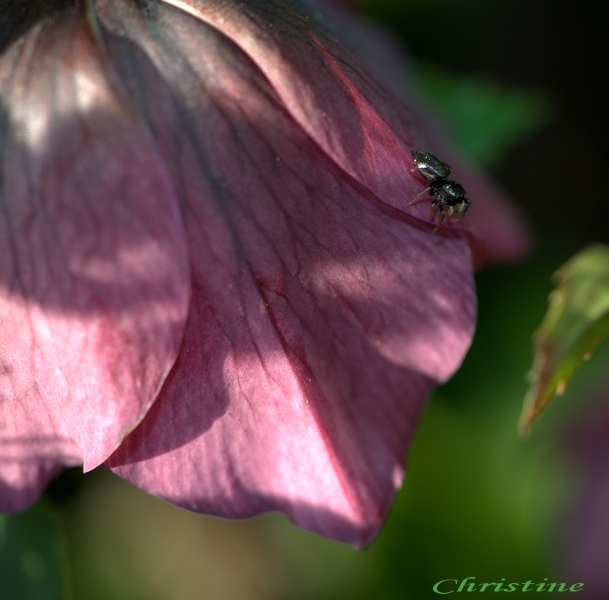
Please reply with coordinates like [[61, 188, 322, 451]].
[[0, 0, 529, 545]]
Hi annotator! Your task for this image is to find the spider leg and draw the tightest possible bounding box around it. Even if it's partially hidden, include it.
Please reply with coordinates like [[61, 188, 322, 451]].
[[455, 197, 471, 221], [432, 201, 447, 233], [408, 186, 431, 206], [429, 196, 440, 219]]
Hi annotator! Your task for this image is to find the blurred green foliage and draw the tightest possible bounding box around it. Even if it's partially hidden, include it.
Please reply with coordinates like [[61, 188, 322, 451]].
[[0, 501, 71, 600], [520, 244, 609, 434], [417, 63, 553, 169]]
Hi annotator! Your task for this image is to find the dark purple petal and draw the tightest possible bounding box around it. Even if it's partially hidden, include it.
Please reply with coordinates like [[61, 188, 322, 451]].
[[0, 8, 190, 510], [157, 0, 532, 266], [561, 396, 609, 598], [97, 0, 476, 545], [156, 0, 428, 214]]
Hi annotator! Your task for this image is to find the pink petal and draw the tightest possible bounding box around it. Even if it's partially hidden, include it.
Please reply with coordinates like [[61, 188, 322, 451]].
[[158, 0, 428, 214], [0, 11, 189, 510], [100, 1, 476, 545], [158, 0, 532, 265], [327, 9, 532, 265]]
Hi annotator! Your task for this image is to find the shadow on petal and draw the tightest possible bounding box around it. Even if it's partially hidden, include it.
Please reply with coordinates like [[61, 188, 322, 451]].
[[97, 1, 475, 542]]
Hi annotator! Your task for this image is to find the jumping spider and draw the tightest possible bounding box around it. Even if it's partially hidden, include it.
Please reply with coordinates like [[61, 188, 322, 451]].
[[408, 150, 471, 232]]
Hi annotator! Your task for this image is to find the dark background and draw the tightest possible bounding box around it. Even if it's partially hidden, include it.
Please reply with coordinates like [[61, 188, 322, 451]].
[[362, 0, 609, 250]]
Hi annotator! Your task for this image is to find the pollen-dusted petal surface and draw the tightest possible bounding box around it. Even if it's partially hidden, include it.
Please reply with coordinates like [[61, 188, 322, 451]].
[[0, 8, 189, 510], [100, 1, 476, 545]]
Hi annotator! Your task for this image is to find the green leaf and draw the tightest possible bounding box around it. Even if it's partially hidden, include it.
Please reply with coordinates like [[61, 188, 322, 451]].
[[417, 63, 553, 169], [0, 501, 72, 600], [519, 244, 609, 434]]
